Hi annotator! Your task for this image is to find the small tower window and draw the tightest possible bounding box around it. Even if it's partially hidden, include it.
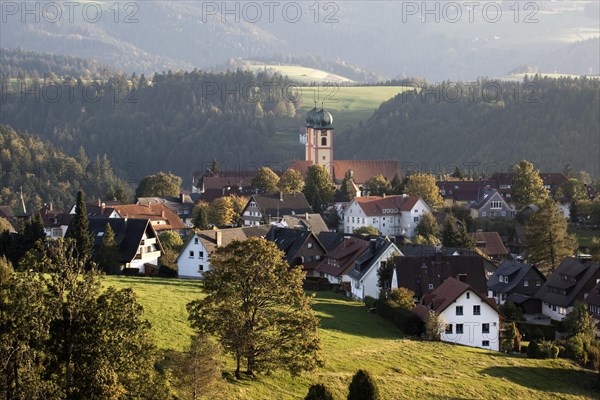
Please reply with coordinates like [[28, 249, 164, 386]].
[[321, 137, 327, 146]]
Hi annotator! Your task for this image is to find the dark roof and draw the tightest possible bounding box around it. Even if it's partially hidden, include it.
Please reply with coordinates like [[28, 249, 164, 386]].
[[353, 195, 423, 216], [83, 217, 160, 262], [436, 180, 496, 203], [393, 253, 488, 299], [315, 237, 370, 277], [251, 193, 313, 218], [38, 205, 72, 228], [192, 225, 271, 255], [137, 194, 195, 215], [266, 227, 325, 265], [469, 232, 509, 257], [415, 277, 501, 321], [487, 261, 544, 293], [470, 188, 503, 210], [317, 231, 346, 252], [585, 281, 600, 308], [348, 238, 397, 281], [280, 213, 329, 234], [536, 257, 600, 308]]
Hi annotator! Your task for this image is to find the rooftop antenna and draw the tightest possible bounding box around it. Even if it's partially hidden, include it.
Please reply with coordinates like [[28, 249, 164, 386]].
[[20, 186, 26, 214]]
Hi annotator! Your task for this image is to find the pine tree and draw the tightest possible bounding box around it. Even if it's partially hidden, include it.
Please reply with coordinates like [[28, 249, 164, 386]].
[[415, 212, 441, 245], [339, 170, 357, 202], [391, 172, 404, 195], [192, 204, 210, 229], [525, 198, 577, 276], [65, 191, 94, 264], [441, 215, 474, 249], [96, 223, 121, 274], [347, 369, 379, 400]]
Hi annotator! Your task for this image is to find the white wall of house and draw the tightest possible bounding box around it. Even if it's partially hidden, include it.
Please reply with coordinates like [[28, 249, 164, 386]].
[[439, 290, 501, 351], [542, 302, 571, 321], [351, 244, 400, 301], [44, 225, 69, 239], [343, 198, 430, 238], [177, 234, 211, 279]]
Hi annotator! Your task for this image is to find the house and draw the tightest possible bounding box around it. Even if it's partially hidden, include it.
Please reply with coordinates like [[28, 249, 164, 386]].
[[273, 213, 329, 234], [507, 225, 527, 255], [468, 231, 509, 261], [343, 195, 432, 238], [536, 257, 600, 321], [391, 253, 488, 302], [241, 193, 313, 226], [314, 236, 370, 285], [349, 237, 402, 301], [487, 260, 545, 305], [137, 193, 196, 227], [585, 280, 600, 338], [414, 277, 503, 351], [469, 189, 514, 219], [39, 203, 72, 239], [110, 204, 188, 236], [177, 225, 270, 278], [517, 204, 570, 222], [266, 227, 327, 274], [436, 180, 496, 208], [191, 168, 260, 201], [489, 172, 568, 200], [82, 217, 163, 274]]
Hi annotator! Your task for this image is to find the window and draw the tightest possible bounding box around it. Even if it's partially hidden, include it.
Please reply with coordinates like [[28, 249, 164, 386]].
[[414, 216, 419, 222], [372, 218, 376, 224], [473, 305, 481, 315], [456, 306, 463, 316], [194, 237, 199, 244], [352, 217, 355, 223], [198, 264, 204, 272], [482, 340, 490, 347], [428, 283, 434, 290], [498, 275, 503, 281], [490, 200, 502, 209], [466, 292, 470, 299], [481, 211, 487, 217], [307, 242, 313, 249], [523, 280, 529, 287], [445, 324, 453, 334], [250, 201, 256, 208], [189, 251, 194, 258], [535, 280, 542, 286], [504, 276, 509, 283], [199, 251, 204, 258], [456, 324, 464, 334], [482, 323, 490, 334], [362, 218, 365, 224], [321, 137, 327, 146]]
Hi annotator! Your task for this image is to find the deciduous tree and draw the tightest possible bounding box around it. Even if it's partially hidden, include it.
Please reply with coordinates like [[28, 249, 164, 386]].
[[353, 226, 380, 236], [278, 169, 304, 194], [187, 237, 322, 378], [303, 165, 336, 213], [415, 212, 441, 245], [192, 203, 210, 229], [363, 175, 392, 196], [305, 383, 334, 400], [405, 173, 443, 208], [251, 167, 280, 194], [135, 171, 182, 198], [512, 160, 548, 209]]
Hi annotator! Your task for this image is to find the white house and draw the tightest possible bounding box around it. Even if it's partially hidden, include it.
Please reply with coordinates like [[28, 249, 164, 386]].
[[177, 226, 270, 278], [349, 238, 402, 301], [343, 195, 431, 238], [414, 277, 503, 351]]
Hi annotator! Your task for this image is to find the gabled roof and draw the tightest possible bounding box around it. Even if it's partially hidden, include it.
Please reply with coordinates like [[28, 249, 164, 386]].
[[536, 257, 600, 308], [487, 261, 544, 292], [39, 205, 72, 228], [469, 232, 508, 257], [266, 227, 326, 265], [317, 231, 346, 252], [280, 213, 329, 234], [436, 180, 496, 203], [84, 217, 161, 262], [191, 225, 271, 256], [137, 194, 195, 214], [393, 253, 488, 299], [348, 238, 400, 282], [315, 237, 370, 277], [249, 193, 313, 218], [352, 195, 423, 216], [418, 277, 501, 318], [287, 160, 401, 184], [111, 204, 186, 231], [470, 188, 506, 210]]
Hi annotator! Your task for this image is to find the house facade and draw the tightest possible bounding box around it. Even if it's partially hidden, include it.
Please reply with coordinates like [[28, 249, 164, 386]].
[[487, 261, 545, 305], [349, 238, 401, 301], [241, 193, 313, 226], [314, 236, 370, 285], [414, 277, 503, 351], [343, 195, 431, 238], [470, 189, 514, 219], [585, 281, 600, 338], [536, 257, 600, 320]]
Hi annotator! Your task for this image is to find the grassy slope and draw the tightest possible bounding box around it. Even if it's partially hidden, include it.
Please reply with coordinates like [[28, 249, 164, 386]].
[[104, 276, 598, 399]]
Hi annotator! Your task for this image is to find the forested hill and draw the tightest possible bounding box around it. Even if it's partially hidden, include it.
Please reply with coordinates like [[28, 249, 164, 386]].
[[0, 70, 302, 180], [1, 48, 114, 78], [335, 76, 600, 177], [0, 126, 132, 213]]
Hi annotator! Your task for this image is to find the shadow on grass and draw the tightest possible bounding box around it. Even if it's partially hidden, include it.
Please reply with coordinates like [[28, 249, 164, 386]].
[[310, 291, 403, 340], [480, 366, 598, 395]]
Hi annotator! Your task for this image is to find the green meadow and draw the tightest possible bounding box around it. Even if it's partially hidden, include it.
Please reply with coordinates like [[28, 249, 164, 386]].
[[104, 276, 599, 399]]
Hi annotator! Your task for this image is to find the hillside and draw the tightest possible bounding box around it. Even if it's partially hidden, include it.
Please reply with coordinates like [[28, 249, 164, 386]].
[[103, 276, 599, 399], [0, 1, 597, 80], [0, 125, 131, 213], [335, 76, 600, 177]]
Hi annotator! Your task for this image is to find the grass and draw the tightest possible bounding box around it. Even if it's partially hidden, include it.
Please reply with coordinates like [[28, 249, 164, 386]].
[[569, 227, 600, 249], [103, 277, 599, 399]]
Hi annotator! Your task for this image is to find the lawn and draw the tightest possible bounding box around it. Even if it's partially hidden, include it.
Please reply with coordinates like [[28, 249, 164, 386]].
[[569, 227, 600, 249], [103, 277, 599, 399]]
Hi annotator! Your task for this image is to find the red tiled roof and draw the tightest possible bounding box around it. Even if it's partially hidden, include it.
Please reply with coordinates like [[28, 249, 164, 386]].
[[354, 195, 421, 216], [422, 277, 501, 315], [288, 160, 401, 184], [436, 180, 496, 202], [315, 237, 370, 277], [469, 232, 509, 257], [112, 204, 186, 231]]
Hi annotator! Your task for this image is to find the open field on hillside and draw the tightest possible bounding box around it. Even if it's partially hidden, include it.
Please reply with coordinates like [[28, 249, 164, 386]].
[[241, 63, 353, 84], [103, 276, 599, 399]]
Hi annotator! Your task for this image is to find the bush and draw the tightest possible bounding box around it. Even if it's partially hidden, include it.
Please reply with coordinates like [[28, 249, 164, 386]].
[[122, 268, 140, 276], [528, 340, 559, 359], [516, 322, 556, 341], [364, 296, 377, 309], [305, 383, 334, 400], [376, 300, 423, 336], [527, 340, 539, 358], [348, 370, 379, 400], [520, 344, 528, 354]]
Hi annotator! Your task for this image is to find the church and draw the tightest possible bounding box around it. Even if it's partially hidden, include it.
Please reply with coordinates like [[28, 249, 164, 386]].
[[288, 107, 402, 186]]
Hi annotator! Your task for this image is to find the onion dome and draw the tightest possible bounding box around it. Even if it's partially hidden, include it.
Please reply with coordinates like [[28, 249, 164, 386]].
[[314, 108, 333, 129], [306, 107, 318, 127]]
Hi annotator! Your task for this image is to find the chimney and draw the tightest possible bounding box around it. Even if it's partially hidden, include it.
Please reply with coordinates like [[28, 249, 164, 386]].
[[215, 230, 222, 247], [383, 193, 386, 198], [161, 210, 165, 219], [98, 198, 102, 207], [49, 202, 53, 211], [305, 212, 309, 219], [370, 238, 377, 254]]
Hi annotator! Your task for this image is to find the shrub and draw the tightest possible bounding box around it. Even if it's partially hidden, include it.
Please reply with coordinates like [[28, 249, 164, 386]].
[[348, 370, 379, 400], [529, 340, 559, 359], [520, 344, 528, 354], [364, 296, 377, 309], [122, 268, 140, 276], [159, 264, 178, 278], [527, 340, 539, 358], [305, 383, 334, 400]]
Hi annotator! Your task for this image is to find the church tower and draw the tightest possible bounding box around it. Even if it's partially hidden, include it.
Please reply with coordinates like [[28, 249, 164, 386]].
[[301, 106, 334, 174]]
